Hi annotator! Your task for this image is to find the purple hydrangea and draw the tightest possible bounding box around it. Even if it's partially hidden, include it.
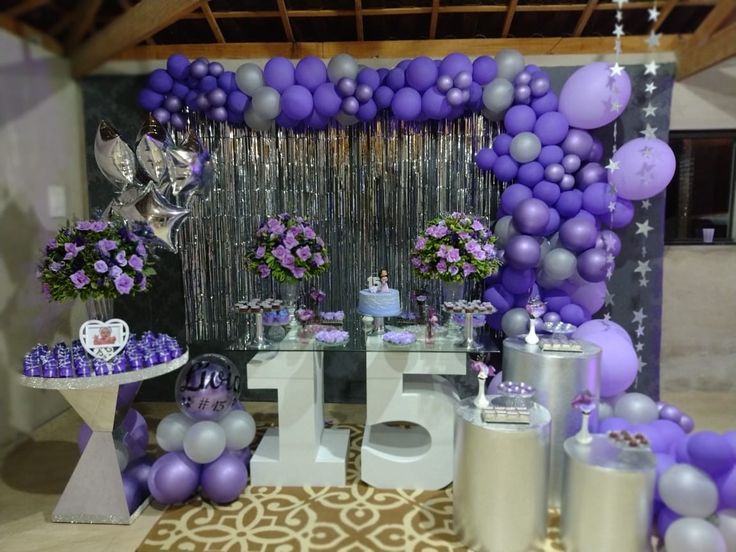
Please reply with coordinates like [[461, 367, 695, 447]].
[[114, 273, 134, 295], [128, 254, 144, 271], [283, 233, 299, 250], [303, 226, 316, 239], [93, 260, 108, 273], [70, 270, 90, 289]]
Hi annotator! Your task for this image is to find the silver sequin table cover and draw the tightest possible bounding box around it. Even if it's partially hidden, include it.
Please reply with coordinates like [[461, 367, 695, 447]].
[[502, 336, 601, 508], [454, 396, 550, 552]]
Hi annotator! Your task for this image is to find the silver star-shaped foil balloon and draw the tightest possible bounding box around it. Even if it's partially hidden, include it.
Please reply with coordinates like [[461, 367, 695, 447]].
[[116, 183, 190, 253], [135, 114, 170, 187], [94, 120, 137, 192], [167, 131, 210, 207]]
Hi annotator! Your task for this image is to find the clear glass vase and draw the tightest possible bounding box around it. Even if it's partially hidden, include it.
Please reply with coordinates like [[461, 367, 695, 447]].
[[85, 297, 114, 320], [441, 280, 465, 302], [279, 280, 299, 307]]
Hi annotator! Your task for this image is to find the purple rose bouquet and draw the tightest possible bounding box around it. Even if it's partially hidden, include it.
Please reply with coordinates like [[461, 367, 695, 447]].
[[246, 213, 329, 283], [411, 213, 501, 283], [37, 219, 156, 302]]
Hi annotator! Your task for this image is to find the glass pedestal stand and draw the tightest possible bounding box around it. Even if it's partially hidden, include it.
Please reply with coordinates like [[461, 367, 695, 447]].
[[250, 311, 271, 350], [371, 316, 386, 335]]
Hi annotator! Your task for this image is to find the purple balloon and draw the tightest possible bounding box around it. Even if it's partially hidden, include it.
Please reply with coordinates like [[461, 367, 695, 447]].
[[475, 148, 498, 171], [185, 90, 199, 109], [200, 451, 249, 504], [492, 134, 512, 155], [198, 75, 217, 93], [577, 247, 609, 283], [122, 471, 146, 513], [555, 190, 583, 218], [227, 90, 249, 113], [406, 56, 438, 92], [355, 84, 373, 103], [391, 87, 422, 121], [373, 85, 394, 109], [576, 163, 606, 189], [574, 318, 632, 344], [446, 87, 464, 107], [534, 111, 569, 145], [356, 99, 377, 122], [195, 93, 210, 112], [518, 162, 545, 187], [263, 57, 295, 93], [589, 139, 604, 162], [651, 420, 686, 452], [454, 70, 473, 90], [543, 311, 561, 324], [514, 85, 532, 103], [484, 284, 514, 313], [562, 154, 581, 174], [207, 88, 227, 108], [189, 59, 208, 79], [559, 174, 575, 191], [209, 106, 227, 122], [493, 155, 519, 181], [541, 288, 571, 311], [152, 108, 170, 124], [559, 62, 632, 129], [582, 182, 617, 215], [505, 235, 541, 270], [544, 208, 561, 235], [501, 267, 535, 295], [718, 466, 736, 509], [504, 105, 537, 136], [688, 431, 736, 476], [562, 129, 594, 159], [175, 355, 239, 422], [148, 69, 173, 94], [217, 71, 237, 93], [385, 68, 405, 91], [610, 138, 676, 201], [544, 163, 564, 183], [500, 183, 533, 213], [124, 456, 153, 490], [306, 109, 329, 130], [560, 303, 589, 325], [357, 67, 381, 89], [281, 85, 313, 120], [295, 56, 327, 91], [147, 452, 200, 505], [514, 70, 532, 86], [559, 215, 597, 252], [513, 198, 550, 235], [538, 145, 564, 167], [337, 77, 357, 98], [398, 59, 411, 70], [206, 62, 223, 77], [170, 113, 186, 129], [341, 96, 359, 115], [139, 88, 164, 111], [116, 382, 142, 410], [436, 74, 453, 93], [422, 86, 451, 119], [171, 82, 189, 99], [568, 280, 607, 314], [530, 75, 550, 97], [472, 55, 497, 85], [439, 53, 472, 79], [599, 416, 630, 433], [599, 198, 635, 229], [166, 54, 190, 80], [660, 404, 683, 423], [657, 506, 681, 538], [675, 435, 692, 462], [531, 92, 559, 115], [313, 82, 342, 117]]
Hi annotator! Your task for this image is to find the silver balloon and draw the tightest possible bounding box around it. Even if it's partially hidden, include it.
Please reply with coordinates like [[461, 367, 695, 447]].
[[219, 410, 256, 450], [117, 183, 190, 253], [535, 269, 565, 290], [135, 114, 169, 187], [502, 307, 530, 336], [597, 401, 614, 420], [182, 421, 226, 464], [94, 120, 136, 191], [155, 412, 193, 452], [327, 53, 359, 83], [244, 107, 274, 131], [251, 86, 281, 120], [335, 112, 359, 126], [493, 215, 518, 248], [716, 510, 736, 552], [549, 232, 560, 249], [482, 78, 514, 114], [543, 248, 577, 281], [235, 62, 264, 96], [613, 392, 659, 424], [167, 131, 207, 206], [496, 49, 525, 81], [481, 107, 505, 122], [665, 518, 727, 552], [510, 131, 542, 163], [539, 239, 551, 265], [659, 464, 719, 518]]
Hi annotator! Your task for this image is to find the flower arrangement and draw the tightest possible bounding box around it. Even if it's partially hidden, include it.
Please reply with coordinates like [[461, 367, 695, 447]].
[[315, 329, 349, 345], [382, 330, 417, 346], [411, 212, 500, 282], [247, 213, 329, 283], [37, 219, 155, 302]]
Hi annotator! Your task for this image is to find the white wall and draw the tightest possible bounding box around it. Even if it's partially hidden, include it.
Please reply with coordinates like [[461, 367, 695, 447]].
[[670, 58, 736, 130], [0, 29, 87, 446]]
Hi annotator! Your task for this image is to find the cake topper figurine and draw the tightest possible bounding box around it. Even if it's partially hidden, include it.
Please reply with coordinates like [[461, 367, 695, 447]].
[[425, 307, 439, 344], [379, 268, 390, 292], [367, 275, 380, 294]]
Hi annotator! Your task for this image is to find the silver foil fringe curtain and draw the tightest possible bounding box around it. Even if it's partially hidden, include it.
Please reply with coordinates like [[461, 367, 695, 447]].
[[181, 113, 502, 344]]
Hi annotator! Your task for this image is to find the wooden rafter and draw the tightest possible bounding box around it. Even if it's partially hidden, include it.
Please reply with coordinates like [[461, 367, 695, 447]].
[[653, 0, 679, 32], [201, 0, 225, 44], [429, 0, 440, 39], [65, 0, 103, 50], [70, 0, 204, 77], [48, 9, 76, 37], [0, 12, 62, 54], [573, 0, 599, 37], [502, 0, 518, 38], [5, 0, 50, 18], [276, 0, 295, 43], [118, 0, 155, 45], [678, 21, 736, 77], [691, 0, 736, 44], [355, 0, 364, 41]]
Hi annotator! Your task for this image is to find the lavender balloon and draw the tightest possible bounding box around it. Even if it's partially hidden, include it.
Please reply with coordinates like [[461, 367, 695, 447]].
[[562, 129, 594, 159], [538, 145, 564, 167], [533, 111, 569, 145], [504, 105, 536, 135], [582, 182, 618, 216], [544, 163, 564, 183], [560, 174, 575, 191], [472, 55, 497, 85], [201, 451, 249, 504], [355, 83, 373, 103], [475, 148, 497, 171], [446, 87, 465, 107], [175, 354, 240, 421], [518, 162, 545, 187], [505, 235, 541, 270], [294, 56, 327, 91], [513, 198, 550, 235], [688, 431, 736, 476], [313, 82, 342, 117], [610, 138, 676, 200], [558, 62, 632, 129], [263, 57, 295, 93], [493, 155, 519, 181], [555, 190, 583, 218], [391, 87, 422, 121], [533, 180, 561, 205], [147, 451, 200, 505], [559, 216, 598, 253], [406, 56, 438, 92], [500, 183, 533, 213], [568, 280, 607, 314], [336, 77, 357, 98]]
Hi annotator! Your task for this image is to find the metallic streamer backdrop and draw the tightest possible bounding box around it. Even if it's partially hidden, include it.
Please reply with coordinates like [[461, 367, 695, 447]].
[[180, 113, 502, 344]]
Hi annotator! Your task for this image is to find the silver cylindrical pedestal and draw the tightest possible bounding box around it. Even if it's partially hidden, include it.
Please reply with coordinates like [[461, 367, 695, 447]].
[[502, 336, 601, 508], [453, 396, 551, 552], [561, 435, 656, 552]]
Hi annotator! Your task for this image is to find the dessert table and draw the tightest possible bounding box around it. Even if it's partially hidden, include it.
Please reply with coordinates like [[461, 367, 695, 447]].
[[17, 352, 189, 524]]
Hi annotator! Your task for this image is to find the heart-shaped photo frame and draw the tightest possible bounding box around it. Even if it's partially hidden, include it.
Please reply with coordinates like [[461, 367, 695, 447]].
[[79, 319, 130, 362]]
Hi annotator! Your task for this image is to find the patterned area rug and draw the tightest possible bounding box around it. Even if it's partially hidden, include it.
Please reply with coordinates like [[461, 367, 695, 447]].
[[139, 418, 567, 552]]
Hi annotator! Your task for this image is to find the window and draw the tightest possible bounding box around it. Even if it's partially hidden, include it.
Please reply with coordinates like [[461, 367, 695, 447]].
[[665, 130, 736, 243]]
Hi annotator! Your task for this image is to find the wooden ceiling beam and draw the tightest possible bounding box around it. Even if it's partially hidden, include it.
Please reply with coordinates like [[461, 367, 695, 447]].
[[653, 0, 679, 32], [429, 0, 439, 39], [276, 0, 295, 42], [677, 21, 736, 77], [690, 0, 736, 44], [355, 0, 364, 41], [0, 12, 62, 54], [5, 0, 51, 18], [65, 0, 103, 50], [502, 0, 518, 38], [201, 0, 225, 43], [115, 34, 687, 62], [118, 0, 156, 45], [573, 0, 599, 37], [47, 9, 76, 37], [70, 0, 204, 77]]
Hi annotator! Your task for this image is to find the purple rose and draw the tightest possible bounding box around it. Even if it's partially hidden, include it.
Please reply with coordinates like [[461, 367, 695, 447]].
[[90, 220, 107, 232], [272, 245, 288, 261], [93, 260, 108, 273], [419, 264, 429, 273], [449, 265, 459, 276], [135, 243, 147, 257], [310, 289, 326, 303], [472, 220, 485, 232], [459, 232, 471, 240], [290, 266, 305, 279], [415, 237, 427, 250], [109, 266, 122, 279], [437, 245, 448, 259], [138, 275, 148, 291], [97, 239, 118, 255], [451, 212, 462, 219], [128, 254, 144, 271], [296, 246, 311, 261], [255, 246, 266, 259], [446, 247, 461, 263], [463, 263, 477, 278], [283, 233, 299, 250], [437, 260, 447, 273], [466, 240, 480, 253], [70, 270, 90, 289], [312, 253, 325, 266], [472, 248, 487, 261], [76, 220, 93, 231], [410, 256, 421, 267], [50, 261, 63, 272], [316, 237, 325, 247], [280, 253, 295, 269], [46, 239, 58, 250], [115, 251, 127, 267], [63, 242, 85, 260], [258, 264, 270, 278], [114, 273, 134, 294], [483, 244, 497, 258], [303, 226, 316, 239], [266, 218, 285, 235]]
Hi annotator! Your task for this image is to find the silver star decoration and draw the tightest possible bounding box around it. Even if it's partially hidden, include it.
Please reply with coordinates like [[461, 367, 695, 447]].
[[641, 199, 651, 210], [642, 103, 657, 118], [640, 276, 649, 287], [614, 39, 623, 55], [608, 201, 617, 213], [610, 100, 622, 113], [648, 6, 660, 21], [603, 312, 612, 321], [615, 10, 623, 22], [644, 60, 660, 76], [632, 308, 648, 325], [635, 219, 654, 238], [635, 325, 645, 338], [642, 245, 648, 256], [635, 341, 644, 353], [606, 159, 621, 172], [640, 145, 654, 158], [606, 266, 615, 280], [610, 63, 625, 77], [613, 24, 625, 38], [646, 31, 662, 48], [640, 124, 658, 139], [639, 356, 647, 371], [645, 82, 657, 94], [606, 253, 615, 264], [605, 290, 615, 307], [634, 260, 652, 278]]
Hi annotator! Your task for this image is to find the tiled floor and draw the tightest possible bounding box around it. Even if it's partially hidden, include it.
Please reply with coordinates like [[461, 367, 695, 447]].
[[0, 392, 732, 552]]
